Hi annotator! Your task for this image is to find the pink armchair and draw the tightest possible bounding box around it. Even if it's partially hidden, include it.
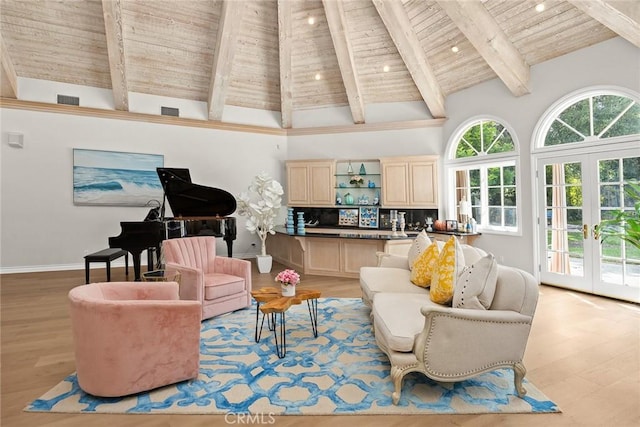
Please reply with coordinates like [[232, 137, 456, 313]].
[[162, 236, 252, 320], [68, 281, 201, 397]]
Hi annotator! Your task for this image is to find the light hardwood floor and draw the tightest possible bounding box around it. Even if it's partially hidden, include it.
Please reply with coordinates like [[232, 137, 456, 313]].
[[1, 261, 639, 427]]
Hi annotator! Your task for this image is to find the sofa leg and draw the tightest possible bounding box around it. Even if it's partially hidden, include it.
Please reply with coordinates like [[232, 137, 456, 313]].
[[390, 365, 405, 405], [513, 362, 527, 398]]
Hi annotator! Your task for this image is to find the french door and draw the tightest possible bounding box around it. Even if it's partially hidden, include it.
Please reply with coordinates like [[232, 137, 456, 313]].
[[536, 148, 640, 302]]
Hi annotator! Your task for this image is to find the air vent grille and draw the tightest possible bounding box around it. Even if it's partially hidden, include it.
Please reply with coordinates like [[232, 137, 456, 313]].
[[57, 95, 79, 106], [161, 106, 179, 117]]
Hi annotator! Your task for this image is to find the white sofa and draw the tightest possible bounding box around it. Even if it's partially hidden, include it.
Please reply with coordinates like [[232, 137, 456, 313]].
[[360, 243, 539, 405]]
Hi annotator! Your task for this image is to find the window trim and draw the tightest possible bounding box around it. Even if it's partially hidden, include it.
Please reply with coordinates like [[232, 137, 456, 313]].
[[445, 115, 522, 236], [532, 85, 640, 154]]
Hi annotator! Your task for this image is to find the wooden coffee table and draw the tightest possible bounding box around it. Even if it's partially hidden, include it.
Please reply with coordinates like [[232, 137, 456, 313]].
[[250, 287, 321, 358]]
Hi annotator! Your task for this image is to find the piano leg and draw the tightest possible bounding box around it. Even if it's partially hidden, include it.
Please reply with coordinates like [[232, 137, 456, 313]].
[[224, 238, 233, 258], [130, 250, 144, 281]]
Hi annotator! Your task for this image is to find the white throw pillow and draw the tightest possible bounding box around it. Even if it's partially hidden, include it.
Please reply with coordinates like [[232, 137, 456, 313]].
[[407, 230, 431, 270], [453, 253, 498, 310]]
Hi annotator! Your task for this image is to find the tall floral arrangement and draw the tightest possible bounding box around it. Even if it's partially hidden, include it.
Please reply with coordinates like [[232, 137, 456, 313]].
[[236, 173, 284, 256]]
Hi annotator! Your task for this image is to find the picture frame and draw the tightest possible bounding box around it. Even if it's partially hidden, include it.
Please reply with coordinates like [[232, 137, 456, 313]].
[[359, 207, 379, 228], [73, 148, 164, 206], [338, 209, 359, 226], [446, 219, 458, 231]]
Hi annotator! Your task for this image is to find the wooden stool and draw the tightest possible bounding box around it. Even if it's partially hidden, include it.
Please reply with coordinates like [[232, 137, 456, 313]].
[[84, 248, 128, 284]]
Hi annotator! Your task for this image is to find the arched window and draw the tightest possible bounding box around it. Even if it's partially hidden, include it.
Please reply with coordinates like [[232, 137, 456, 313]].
[[536, 89, 640, 148], [447, 117, 519, 234]]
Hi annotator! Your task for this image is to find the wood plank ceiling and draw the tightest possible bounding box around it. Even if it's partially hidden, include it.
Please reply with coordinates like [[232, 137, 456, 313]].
[[0, 0, 637, 129]]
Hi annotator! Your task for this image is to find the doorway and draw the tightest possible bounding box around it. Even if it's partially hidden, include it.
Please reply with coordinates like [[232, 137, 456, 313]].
[[536, 149, 639, 302]]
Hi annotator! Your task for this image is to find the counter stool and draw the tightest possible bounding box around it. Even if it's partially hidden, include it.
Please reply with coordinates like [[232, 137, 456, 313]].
[[84, 248, 128, 284]]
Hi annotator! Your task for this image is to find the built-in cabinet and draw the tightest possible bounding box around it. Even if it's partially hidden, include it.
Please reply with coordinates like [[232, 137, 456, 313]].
[[334, 160, 381, 206], [380, 156, 438, 208], [285, 155, 438, 208], [286, 160, 335, 206]]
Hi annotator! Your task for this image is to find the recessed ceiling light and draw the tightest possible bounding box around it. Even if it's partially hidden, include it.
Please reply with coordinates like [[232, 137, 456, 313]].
[[308, 16, 315, 25], [535, 3, 545, 12], [383, 65, 390, 72], [451, 46, 459, 53], [315, 73, 321, 80]]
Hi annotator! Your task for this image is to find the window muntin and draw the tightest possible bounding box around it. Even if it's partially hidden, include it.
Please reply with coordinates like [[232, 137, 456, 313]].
[[544, 94, 640, 146]]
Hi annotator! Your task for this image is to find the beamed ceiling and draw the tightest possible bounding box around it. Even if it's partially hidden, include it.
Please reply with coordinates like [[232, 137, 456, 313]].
[[0, 0, 638, 130]]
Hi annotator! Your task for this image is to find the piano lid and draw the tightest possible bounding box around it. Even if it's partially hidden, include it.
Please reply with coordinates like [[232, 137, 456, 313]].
[[157, 168, 237, 218]]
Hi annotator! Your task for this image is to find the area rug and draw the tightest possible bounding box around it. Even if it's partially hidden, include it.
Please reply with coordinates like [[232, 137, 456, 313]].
[[26, 297, 559, 415]]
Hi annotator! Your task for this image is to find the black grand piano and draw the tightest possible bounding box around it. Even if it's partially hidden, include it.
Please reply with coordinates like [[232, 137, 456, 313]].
[[109, 168, 237, 281]]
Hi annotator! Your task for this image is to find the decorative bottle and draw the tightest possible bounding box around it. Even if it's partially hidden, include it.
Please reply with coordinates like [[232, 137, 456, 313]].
[[359, 163, 366, 175], [297, 212, 306, 235], [347, 161, 354, 175], [286, 208, 295, 234]]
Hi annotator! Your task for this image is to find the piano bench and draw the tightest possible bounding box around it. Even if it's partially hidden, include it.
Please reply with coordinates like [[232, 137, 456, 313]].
[[84, 248, 129, 284]]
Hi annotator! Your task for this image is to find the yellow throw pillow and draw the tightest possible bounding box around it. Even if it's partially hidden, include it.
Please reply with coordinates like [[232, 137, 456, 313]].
[[410, 241, 440, 287], [407, 230, 431, 270], [430, 237, 465, 305]]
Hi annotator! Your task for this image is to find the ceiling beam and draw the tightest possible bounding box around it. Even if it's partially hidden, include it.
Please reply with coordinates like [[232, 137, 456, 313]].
[[101, 0, 129, 111], [208, 1, 245, 121], [322, 0, 365, 124], [436, 0, 530, 97], [277, 0, 293, 129], [372, 0, 446, 118], [568, 0, 640, 48], [0, 33, 18, 98]]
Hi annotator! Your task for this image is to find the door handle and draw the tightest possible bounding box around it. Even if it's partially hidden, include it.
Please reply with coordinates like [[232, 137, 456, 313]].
[[583, 224, 589, 239], [593, 224, 600, 241]]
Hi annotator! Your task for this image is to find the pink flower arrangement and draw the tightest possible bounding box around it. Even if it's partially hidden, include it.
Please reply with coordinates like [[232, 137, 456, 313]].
[[275, 269, 300, 286]]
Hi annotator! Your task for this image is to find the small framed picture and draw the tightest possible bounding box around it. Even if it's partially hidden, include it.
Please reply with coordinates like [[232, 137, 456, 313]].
[[359, 207, 379, 228], [338, 209, 359, 226], [446, 220, 458, 231]]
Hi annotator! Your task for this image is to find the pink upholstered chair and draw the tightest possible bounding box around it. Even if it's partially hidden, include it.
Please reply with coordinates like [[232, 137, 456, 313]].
[[68, 281, 201, 397], [162, 236, 252, 320]]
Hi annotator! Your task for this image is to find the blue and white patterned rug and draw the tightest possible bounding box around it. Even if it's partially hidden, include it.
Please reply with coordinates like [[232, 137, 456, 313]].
[[26, 297, 559, 415]]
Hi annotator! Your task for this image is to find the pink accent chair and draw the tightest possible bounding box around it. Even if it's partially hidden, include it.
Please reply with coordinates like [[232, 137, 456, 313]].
[[68, 281, 201, 397], [162, 236, 252, 320]]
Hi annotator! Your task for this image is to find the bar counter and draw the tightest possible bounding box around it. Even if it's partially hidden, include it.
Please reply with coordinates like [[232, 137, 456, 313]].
[[266, 226, 480, 279]]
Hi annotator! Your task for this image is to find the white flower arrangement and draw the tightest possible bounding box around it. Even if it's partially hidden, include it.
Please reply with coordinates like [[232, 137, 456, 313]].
[[236, 173, 284, 257]]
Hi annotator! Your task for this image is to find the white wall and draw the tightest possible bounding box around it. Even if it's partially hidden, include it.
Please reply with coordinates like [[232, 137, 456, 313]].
[[0, 101, 287, 272], [442, 37, 640, 272]]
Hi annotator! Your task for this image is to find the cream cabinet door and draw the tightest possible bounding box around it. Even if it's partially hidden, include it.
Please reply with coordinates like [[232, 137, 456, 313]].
[[286, 160, 334, 206], [381, 161, 410, 206], [308, 162, 335, 205], [286, 163, 310, 205], [409, 160, 438, 207], [381, 156, 438, 208]]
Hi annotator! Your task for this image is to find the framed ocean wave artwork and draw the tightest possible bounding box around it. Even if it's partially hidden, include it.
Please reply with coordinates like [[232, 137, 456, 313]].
[[73, 149, 164, 206]]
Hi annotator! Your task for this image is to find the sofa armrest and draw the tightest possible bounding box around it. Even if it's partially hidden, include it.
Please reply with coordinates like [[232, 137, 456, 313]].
[[165, 262, 204, 303], [414, 306, 534, 377], [376, 252, 410, 269]]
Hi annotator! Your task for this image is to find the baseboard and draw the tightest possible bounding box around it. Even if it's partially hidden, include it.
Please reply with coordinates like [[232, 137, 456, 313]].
[[0, 255, 257, 275]]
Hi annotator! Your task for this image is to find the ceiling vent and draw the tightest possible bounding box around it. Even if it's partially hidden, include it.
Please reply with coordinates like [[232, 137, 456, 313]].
[[57, 94, 80, 106], [161, 106, 179, 117]]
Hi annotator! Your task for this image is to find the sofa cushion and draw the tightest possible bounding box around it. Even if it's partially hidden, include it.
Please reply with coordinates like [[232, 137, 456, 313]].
[[430, 237, 465, 305], [360, 267, 426, 306], [453, 253, 498, 310], [410, 240, 440, 287], [407, 230, 431, 270], [203, 273, 245, 300], [372, 292, 435, 352], [461, 245, 488, 266]]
